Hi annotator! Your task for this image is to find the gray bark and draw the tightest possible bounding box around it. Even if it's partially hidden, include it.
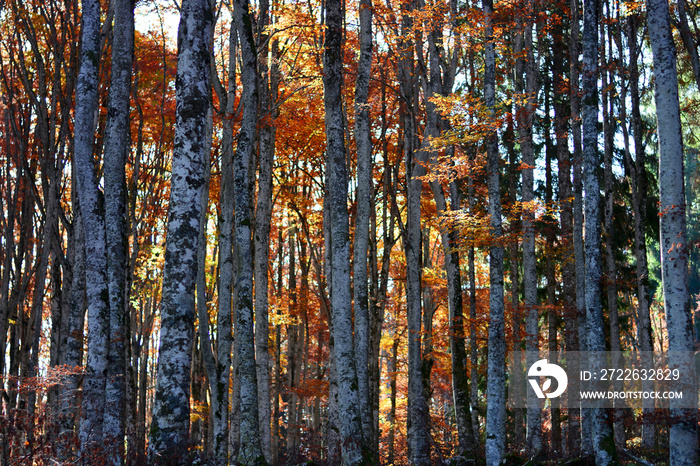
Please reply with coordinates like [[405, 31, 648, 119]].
[[515, 7, 542, 455], [506, 125, 524, 449], [27, 178, 55, 447], [582, 0, 617, 461], [195, 155, 212, 453], [398, 1, 431, 462], [353, 0, 373, 449], [207, 21, 236, 465], [544, 99, 561, 453], [553, 12, 579, 454], [323, 185, 342, 463], [647, 0, 699, 462], [255, 0, 278, 460], [148, 0, 212, 459], [63, 192, 86, 436], [73, 0, 109, 455], [102, 0, 135, 461], [231, 0, 264, 461], [323, 0, 363, 461], [195, 104, 218, 458], [570, 0, 593, 454], [626, 14, 655, 449], [600, 17, 624, 444], [484, 0, 505, 464], [286, 227, 300, 459]]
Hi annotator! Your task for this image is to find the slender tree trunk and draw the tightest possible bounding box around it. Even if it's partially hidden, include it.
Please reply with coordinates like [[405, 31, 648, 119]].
[[600, 13, 625, 444], [514, 2, 542, 456], [505, 120, 524, 449], [286, 227, 299, 460], [647, 0, 699, 462], [323, 0, 363, 461], [272, 230, 283, 464], [323, 185, 342, 463], [388, 330, 400, 466], [231, 0, 264, 461], [627, 13, 655, 449], [73, 0, 109, 455], [148, 0, 212, 459], [469, 217, 479, 440], [570, 0, 592, 454], [353, 0, 374, 449], [255, 0, 278, 459], [205, 20, 236, 464], [421, 232, 435, 410], [582, 0, 617, 461], [398, 1, 431, 461], [196, 122, 219, 458], [102, 0, 135, 461], [484, 0, 505, 463], [27, 188, 53, 449], [544, 84, 561, 454], [553, 8, 579, 452], [63, 191, 86, 441]]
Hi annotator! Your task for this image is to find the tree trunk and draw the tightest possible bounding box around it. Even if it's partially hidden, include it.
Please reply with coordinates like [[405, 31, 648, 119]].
[[255, 0, 278, 459], [353, 0, 374, 449], [73, 0, 109, 455], [544, 80, 561, 455], [399, 1, 431, 461], [63, 191, 86, 440], [626, 13, 655, 449], [484, 0, 505, 463], [514, 2, 542, 455], [505, 119, 524, 449], [206, 20, 236, 464], [600, 13, 625, 445], [647, 0, 699, 462], [553, 9, 579, 453], [148, 0, 212, 459], [570, 0, 592, 454], [102, 0, 135, 461], [286, 227, 299, 460], [231, 0, 264, 461], [582, 0, 617, 461], [323, 0, 363, 462]]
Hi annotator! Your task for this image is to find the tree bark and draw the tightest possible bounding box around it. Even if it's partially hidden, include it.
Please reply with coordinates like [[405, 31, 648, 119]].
[[582, 0, 617, 461], [73, 0, 109, 455], [543, 79, 561, 454], [255, 0, 278, 459], [63, 191, 86, 439], [207, 20, 236, 464], [148, 0, 212, 459], [353, 0, 374, 449], [231, 0, 264, 461], [398, 0, 431, 462], [553, 8, 579, 453], [323, 0, 363, 461], [647, 0, 699, 462], [600, 13, 625, 444], [484, 0, 505, 463], [102, 0, 135, 460], [626, 13, 655, 449], [570, 0, 593, 454], [515, 3, 542, 454]]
